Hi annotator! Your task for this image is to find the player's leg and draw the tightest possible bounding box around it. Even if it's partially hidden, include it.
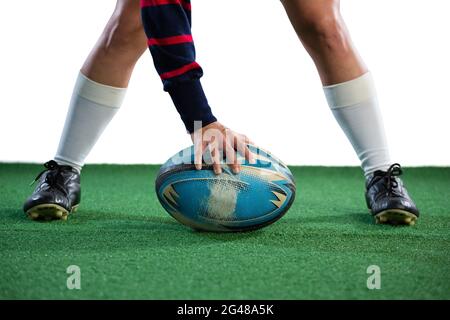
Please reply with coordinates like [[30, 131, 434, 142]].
[[281, 0, 419, 225], [56, 0, 147, 170], [80, 0, 147, 88], [23, 0, 147, 220], [282, 0, 367, 85]]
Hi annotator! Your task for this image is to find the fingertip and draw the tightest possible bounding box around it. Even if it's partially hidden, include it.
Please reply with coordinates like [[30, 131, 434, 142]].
[[215, 163, 223, 175]]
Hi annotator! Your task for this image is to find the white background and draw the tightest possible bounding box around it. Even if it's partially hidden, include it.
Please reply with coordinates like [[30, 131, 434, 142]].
[[0, 0, 449, 166]]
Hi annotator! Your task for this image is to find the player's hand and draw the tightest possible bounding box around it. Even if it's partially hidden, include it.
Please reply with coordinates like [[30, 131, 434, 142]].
[[190, 121, 255, 175]]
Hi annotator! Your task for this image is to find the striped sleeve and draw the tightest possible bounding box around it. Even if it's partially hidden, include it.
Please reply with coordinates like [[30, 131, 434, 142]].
[[140, 0, 217, 133]]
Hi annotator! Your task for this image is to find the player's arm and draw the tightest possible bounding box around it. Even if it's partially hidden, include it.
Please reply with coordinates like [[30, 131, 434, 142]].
[[140, 0, 214, 133], [140, 0, 254, 173]]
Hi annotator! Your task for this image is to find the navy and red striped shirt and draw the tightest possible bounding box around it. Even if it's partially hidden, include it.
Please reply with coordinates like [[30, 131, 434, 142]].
[[140, 0, 216, 133]]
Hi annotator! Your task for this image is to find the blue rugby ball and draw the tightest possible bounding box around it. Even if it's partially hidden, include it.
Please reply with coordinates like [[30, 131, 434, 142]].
[[155, 145, 296, 232]]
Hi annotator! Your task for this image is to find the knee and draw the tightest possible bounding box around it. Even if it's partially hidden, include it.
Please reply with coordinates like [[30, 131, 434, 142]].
[[296, 12, 348, 53]]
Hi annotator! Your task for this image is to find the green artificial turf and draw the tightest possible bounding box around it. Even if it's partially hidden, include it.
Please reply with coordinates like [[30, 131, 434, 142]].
[[0, 163, 449, 300]]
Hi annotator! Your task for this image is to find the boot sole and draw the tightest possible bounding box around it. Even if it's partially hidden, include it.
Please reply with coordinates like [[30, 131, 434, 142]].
[[26, 204, 79, 221], [373, 209, 418, 226]]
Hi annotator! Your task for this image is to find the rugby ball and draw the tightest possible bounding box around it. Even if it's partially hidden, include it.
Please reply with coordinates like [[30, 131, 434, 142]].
[[155, 145, 296, 232]]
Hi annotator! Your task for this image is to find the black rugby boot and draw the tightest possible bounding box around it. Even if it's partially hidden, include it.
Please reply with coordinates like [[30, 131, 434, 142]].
[[365, 163, 419, 226], [23, 160, 81, 221]]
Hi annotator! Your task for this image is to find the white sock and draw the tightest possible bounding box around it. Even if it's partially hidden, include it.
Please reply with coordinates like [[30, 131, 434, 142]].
[[54, 72, 126, 172], [323, 72, 391, 177]]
